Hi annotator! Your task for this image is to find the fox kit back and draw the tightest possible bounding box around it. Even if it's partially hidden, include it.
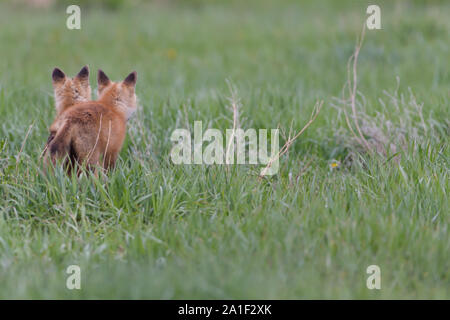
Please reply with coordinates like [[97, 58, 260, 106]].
[[46, 70, 138, 175], [44, 66, 92, 172]]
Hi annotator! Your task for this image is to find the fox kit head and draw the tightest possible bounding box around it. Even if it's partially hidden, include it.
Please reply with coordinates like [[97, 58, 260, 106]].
[[97, 70, 138, 120], [52, 66, 91, 115]]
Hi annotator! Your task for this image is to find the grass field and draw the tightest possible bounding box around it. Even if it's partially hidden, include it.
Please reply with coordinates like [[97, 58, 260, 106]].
[[0, 0, 448, 299]]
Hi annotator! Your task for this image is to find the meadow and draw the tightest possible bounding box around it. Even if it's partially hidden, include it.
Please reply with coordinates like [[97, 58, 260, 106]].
[[0, 0, 448, 299]]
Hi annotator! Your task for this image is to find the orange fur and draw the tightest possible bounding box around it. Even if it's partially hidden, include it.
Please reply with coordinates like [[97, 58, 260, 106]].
[[45, 69, 138, 175], [52, 66, 91, 115]]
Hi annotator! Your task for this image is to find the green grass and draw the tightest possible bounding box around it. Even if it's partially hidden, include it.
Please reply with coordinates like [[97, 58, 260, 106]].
[[0, 0, 448, 299]]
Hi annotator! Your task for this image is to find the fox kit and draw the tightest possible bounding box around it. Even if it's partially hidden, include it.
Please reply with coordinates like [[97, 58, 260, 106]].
[[43, 66, 91, 169], [46, 70, 138, 174], [52, 66, 91, 116]]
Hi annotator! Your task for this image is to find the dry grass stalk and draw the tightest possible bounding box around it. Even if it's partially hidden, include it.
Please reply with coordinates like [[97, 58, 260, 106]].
[[259, 100, 323, 178], [102, 120, 112, 169], [225, 79, 241, 163], [344, 24, 373, 154], [16, 121, 35, 171]]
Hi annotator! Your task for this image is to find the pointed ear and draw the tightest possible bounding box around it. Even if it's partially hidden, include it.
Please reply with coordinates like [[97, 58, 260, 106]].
[[97, 69, 111, 93], [76, 65, 89, 82], [98, 69, 110, 86], [123, 71, 137, 87], [52, 67, 66, 84]]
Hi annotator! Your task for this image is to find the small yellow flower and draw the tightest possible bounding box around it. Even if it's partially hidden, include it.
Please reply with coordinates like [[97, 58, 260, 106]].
[[330, 161, 340, 170], [166, 48, 177, 60]]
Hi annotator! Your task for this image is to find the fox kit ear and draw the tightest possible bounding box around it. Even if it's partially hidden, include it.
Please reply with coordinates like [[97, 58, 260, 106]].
[[97, 69, 111, 92], [98, 69, 110, 86], [76, 65, 89, 82], [52, 68, 66, 84], [123, 71, 137, 87]]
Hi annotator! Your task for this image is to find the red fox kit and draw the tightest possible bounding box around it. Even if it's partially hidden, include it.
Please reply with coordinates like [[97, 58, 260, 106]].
[[46, 69, 138, 174], [52, 66, 91, 116]]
